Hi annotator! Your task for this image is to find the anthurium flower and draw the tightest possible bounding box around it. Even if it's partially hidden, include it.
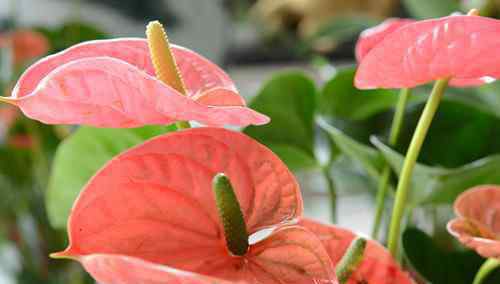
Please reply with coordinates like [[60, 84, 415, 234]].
[[447, 185, 500, 259], [3, 37, 268, 127], [355, 14, 500, 89], [0, 30, 49, 65], [52, 127, 336, 284], [355, 18, 415, 62], [300, 219, 414, 284]]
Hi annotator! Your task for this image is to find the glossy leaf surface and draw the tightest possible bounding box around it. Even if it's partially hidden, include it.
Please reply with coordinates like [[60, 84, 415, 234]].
[[244, 72, 318, 171]]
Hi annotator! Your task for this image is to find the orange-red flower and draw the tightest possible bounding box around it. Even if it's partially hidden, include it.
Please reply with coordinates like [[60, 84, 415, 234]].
[[300, 219, 414, 284], [0, 30, 49, 65], [53, 127, 336, 284]]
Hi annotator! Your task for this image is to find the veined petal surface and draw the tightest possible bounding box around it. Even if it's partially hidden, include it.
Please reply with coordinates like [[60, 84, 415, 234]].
[[247, 226, 337, 284], [80, 254, 234, 284], [10, 57, 268, 127], [299, 218, 413, 284], [13, 38, 238, 100], [355, 18, 415, 62], [58, 128, 302, 267], [355, 16, 500, 89], [448, 185, 500, 259]]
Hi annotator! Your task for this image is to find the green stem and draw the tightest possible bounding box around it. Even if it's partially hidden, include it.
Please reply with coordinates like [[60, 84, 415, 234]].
[[372, 88, 411, 239], [387, 79, 449, 257], [323, 167, 337, 223], [473, 258, 500, 284]]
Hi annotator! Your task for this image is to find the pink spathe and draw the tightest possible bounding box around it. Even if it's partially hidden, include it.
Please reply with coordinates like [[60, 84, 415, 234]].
[[300, 219, 414, 284], [448, 185, 500, 259], [355, 15, 500, 89], [355, 18, 415, 62], [6, 39, 269, 127], [53, 127, 337, 284]]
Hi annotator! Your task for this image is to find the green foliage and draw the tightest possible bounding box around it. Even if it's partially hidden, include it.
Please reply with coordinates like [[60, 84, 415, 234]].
[[311, 16, 379, 48], [369, 96, 500, 205], [0, 146, 34, 212], [403, 0, 461, 19], [319, 67, 400, 120], [244, 72, 319, 171], [397, 99, 500, 168], [46, 125, 175, 229], [372, 136, 500, 206], [36, 22, 108, 53], [403, 227, 500, 284], [317, 118, 383, 181]]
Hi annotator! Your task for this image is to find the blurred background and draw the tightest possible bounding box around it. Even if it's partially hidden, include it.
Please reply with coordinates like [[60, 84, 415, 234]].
[[1, 0, 500, 283]]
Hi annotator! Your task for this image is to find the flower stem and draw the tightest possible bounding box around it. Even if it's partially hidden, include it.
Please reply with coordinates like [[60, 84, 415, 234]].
[[387, 79, 449, 257], [146, 21, 191, 129], [336, 237, 367, 284], [213, 173, 249, 256], [473, 258, 500, 284], [323, 167, 337, 223], [372, 88, 411, 239]]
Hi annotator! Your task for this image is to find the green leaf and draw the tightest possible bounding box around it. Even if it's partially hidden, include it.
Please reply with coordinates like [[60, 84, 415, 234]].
[[403, 227, 500, 284], [46, 125, 175, 229], [244, 72, 318, 171], [311, 16, 379, 45], [319, 66, 399, 120], [403, 0, 461, 19], [371, 136, 445, 204], [317, 118, 383, 181], [330, 156, 378, 196], [268, 144, 319, 170], [378, 97, 500, 203], [36, 21, 108, 53], [396, 99, 500, 168], [428, 156, 500, 203], [372, 136, 500, 205]]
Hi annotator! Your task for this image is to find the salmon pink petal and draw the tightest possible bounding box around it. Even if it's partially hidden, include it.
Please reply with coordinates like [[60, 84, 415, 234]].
[[299, 218, 413, 284], [173, 46, 239, 98], [13, 38, 239, 100], [59, 128, 302, 275], [192, 88, 246, 106], [0, 105, 19, 132], [7, 57, 267, 127], [355, 18, 415, 62], [447, 219, 500, 259], [355, 15, 500, 89], [247, 226, 337, 284], [79, 254, 234, 284], [447, 185, 500, 258]]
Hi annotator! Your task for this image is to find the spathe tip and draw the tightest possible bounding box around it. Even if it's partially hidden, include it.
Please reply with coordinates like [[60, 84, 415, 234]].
[[0, 96, 17, 106], [50, 249, 79, 260]]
